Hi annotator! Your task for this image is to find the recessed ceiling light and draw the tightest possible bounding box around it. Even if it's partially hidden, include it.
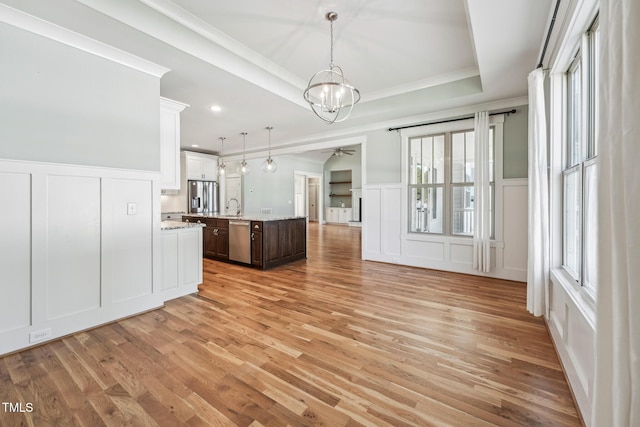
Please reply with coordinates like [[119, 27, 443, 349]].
[[210, 105, 222, 112], [191, 144, 199, 148]]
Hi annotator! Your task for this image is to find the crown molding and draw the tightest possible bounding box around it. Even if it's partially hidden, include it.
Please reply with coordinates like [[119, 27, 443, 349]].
[[362, 67, 480, 103], [0, 3, 170, 78], [77, 0, 308, 108]]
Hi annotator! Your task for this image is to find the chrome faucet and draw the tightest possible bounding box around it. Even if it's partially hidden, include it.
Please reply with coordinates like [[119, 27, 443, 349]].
[[227, 197, 241, 216]]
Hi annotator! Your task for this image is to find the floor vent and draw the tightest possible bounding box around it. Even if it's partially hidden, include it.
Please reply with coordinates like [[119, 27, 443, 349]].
[[261, 208, 272, 214]]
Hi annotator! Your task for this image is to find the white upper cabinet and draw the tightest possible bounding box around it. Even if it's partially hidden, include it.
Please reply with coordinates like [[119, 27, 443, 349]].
[[160, 97, 188, 190], [182, 151, 218, 181]]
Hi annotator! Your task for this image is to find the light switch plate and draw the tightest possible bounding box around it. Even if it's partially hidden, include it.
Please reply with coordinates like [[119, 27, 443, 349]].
[[127, 202, 137, 215]]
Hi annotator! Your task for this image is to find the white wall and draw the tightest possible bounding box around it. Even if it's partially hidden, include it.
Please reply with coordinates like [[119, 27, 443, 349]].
[[0, 21, 161, 171], [239, 155, 323, 215], [366, 129, 403, 184]]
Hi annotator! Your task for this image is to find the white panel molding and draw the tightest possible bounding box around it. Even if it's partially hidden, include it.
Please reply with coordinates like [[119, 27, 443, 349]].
[[0, 3, 170, 78], [46, 175, 102, 319], [160, 227, 202, 301], [161, 232, 180, 291], [500, 179, 529, 277], [0, 158, 163, 356], [548, 270, 595, 426], [0, 172, 31, 333], [362, 187, 382, 257], [382, 187, 402, 257]]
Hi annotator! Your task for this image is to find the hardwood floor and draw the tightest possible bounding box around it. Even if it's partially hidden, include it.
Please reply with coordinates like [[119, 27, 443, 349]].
[[0, 223, 581, 426]]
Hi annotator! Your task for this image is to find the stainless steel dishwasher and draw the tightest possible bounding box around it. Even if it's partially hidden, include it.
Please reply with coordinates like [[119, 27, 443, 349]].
[[228, 220, 251, 264]]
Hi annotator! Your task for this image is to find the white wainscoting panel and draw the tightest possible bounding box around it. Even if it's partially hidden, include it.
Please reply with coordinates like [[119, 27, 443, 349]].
[[404, 239, 444, 261], [46, 175, 102, 319], [363, 183, 526, 282], [181, 228, 201, 287], [449, 243, 473, 265], [501, 181, 528, 274], [160, 226, 202, 301], [548, 271, 595, 426], [0, 159, 163, 356], [161, 232, 179, 291], [382, 187, 402, 256], [0, 172, 31, 333], [110, 178, 153, 303], [363, 188, 382, 255]]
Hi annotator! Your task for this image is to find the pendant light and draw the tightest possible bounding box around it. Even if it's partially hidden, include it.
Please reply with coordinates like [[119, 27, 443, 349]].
[[217, 137, 226, 176], [261, 126, 277, 173], [238, 132, 251, 175], [303, 12, 360, 124]]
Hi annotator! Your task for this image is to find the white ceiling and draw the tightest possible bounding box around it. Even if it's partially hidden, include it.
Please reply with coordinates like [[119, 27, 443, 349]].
[[2, 0, 552, 159]]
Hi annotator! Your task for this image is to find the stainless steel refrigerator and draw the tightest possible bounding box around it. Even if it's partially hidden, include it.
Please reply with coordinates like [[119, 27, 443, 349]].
[[188, 180, 219, 214]]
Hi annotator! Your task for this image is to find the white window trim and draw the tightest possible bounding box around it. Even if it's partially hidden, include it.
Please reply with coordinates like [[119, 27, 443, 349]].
[[548, 0, 599, 317]]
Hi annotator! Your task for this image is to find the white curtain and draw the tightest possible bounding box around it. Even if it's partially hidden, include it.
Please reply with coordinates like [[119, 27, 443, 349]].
[[526, 68, 549, 317], [593, 0, 640, 425], [473, 111, 490, 273]]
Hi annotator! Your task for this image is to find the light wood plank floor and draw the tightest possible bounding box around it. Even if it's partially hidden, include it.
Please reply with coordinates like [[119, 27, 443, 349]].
[[0, 223, 581, 426]]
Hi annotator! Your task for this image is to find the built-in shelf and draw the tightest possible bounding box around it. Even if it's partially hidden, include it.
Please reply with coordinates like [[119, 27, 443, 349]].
[[328, 170, 353, 205]]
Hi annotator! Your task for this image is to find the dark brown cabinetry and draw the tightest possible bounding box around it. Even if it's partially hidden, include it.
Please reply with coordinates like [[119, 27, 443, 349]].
[[182, 216, 305, 269], [251, 221, 263, 268], [261, 218, 306, 270], [183, 216, 228, 261]]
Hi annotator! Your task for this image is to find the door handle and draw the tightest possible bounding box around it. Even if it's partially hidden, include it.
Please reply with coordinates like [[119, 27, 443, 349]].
[[251, 232, 254, 241], [213, 228, 218, 236]]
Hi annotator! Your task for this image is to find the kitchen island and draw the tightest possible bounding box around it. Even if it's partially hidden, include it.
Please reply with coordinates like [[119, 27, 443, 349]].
[[182, 214, 306, 270]]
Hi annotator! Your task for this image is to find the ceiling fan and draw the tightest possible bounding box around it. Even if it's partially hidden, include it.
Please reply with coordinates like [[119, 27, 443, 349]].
[[323, 147, 356, 157]]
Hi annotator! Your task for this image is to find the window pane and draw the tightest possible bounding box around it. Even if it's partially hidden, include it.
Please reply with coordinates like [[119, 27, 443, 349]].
[[583, 163, 597, 294], [563, 169, 581, 279], [452, 186, 474, 235], [433, 135, 445, 183], [409, 135, 445, 185], [589, 21, 600, 158], [567, 57, 582, 167], [409, 137, 422, 185], [452, 131, 474, 183], [489, 127, 495, 182], [452, 132, 465, 183], [409, 186, 443, 233]]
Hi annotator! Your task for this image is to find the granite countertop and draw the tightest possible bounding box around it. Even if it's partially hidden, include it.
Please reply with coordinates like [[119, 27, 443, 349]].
[[161, 220, 206, 231], [182, 213, 307, 222]]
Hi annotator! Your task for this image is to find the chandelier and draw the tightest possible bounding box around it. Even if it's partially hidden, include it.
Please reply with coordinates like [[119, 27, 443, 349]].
[[303, 12, 360, 124]]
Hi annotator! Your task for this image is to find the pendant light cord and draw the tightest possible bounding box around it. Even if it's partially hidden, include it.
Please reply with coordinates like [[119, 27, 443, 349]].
[[241, 132, 247, 161], [266, 127, 273, 158], [329, 16, 334, 68]]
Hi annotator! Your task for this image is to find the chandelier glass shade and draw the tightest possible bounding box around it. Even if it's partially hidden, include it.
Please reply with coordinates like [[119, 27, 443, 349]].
[[261, 126, 278, 173], [238, 132, 251, 175], [303, 12, 360, 124]]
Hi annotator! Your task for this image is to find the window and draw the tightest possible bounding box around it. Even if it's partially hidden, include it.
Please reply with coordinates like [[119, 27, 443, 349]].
[[562, 16, 599, 296], [409, 128, 494, 236]]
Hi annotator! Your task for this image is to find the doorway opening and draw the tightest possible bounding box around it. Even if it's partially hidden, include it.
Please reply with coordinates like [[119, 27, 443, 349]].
[[294, 170, 323, 223]]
